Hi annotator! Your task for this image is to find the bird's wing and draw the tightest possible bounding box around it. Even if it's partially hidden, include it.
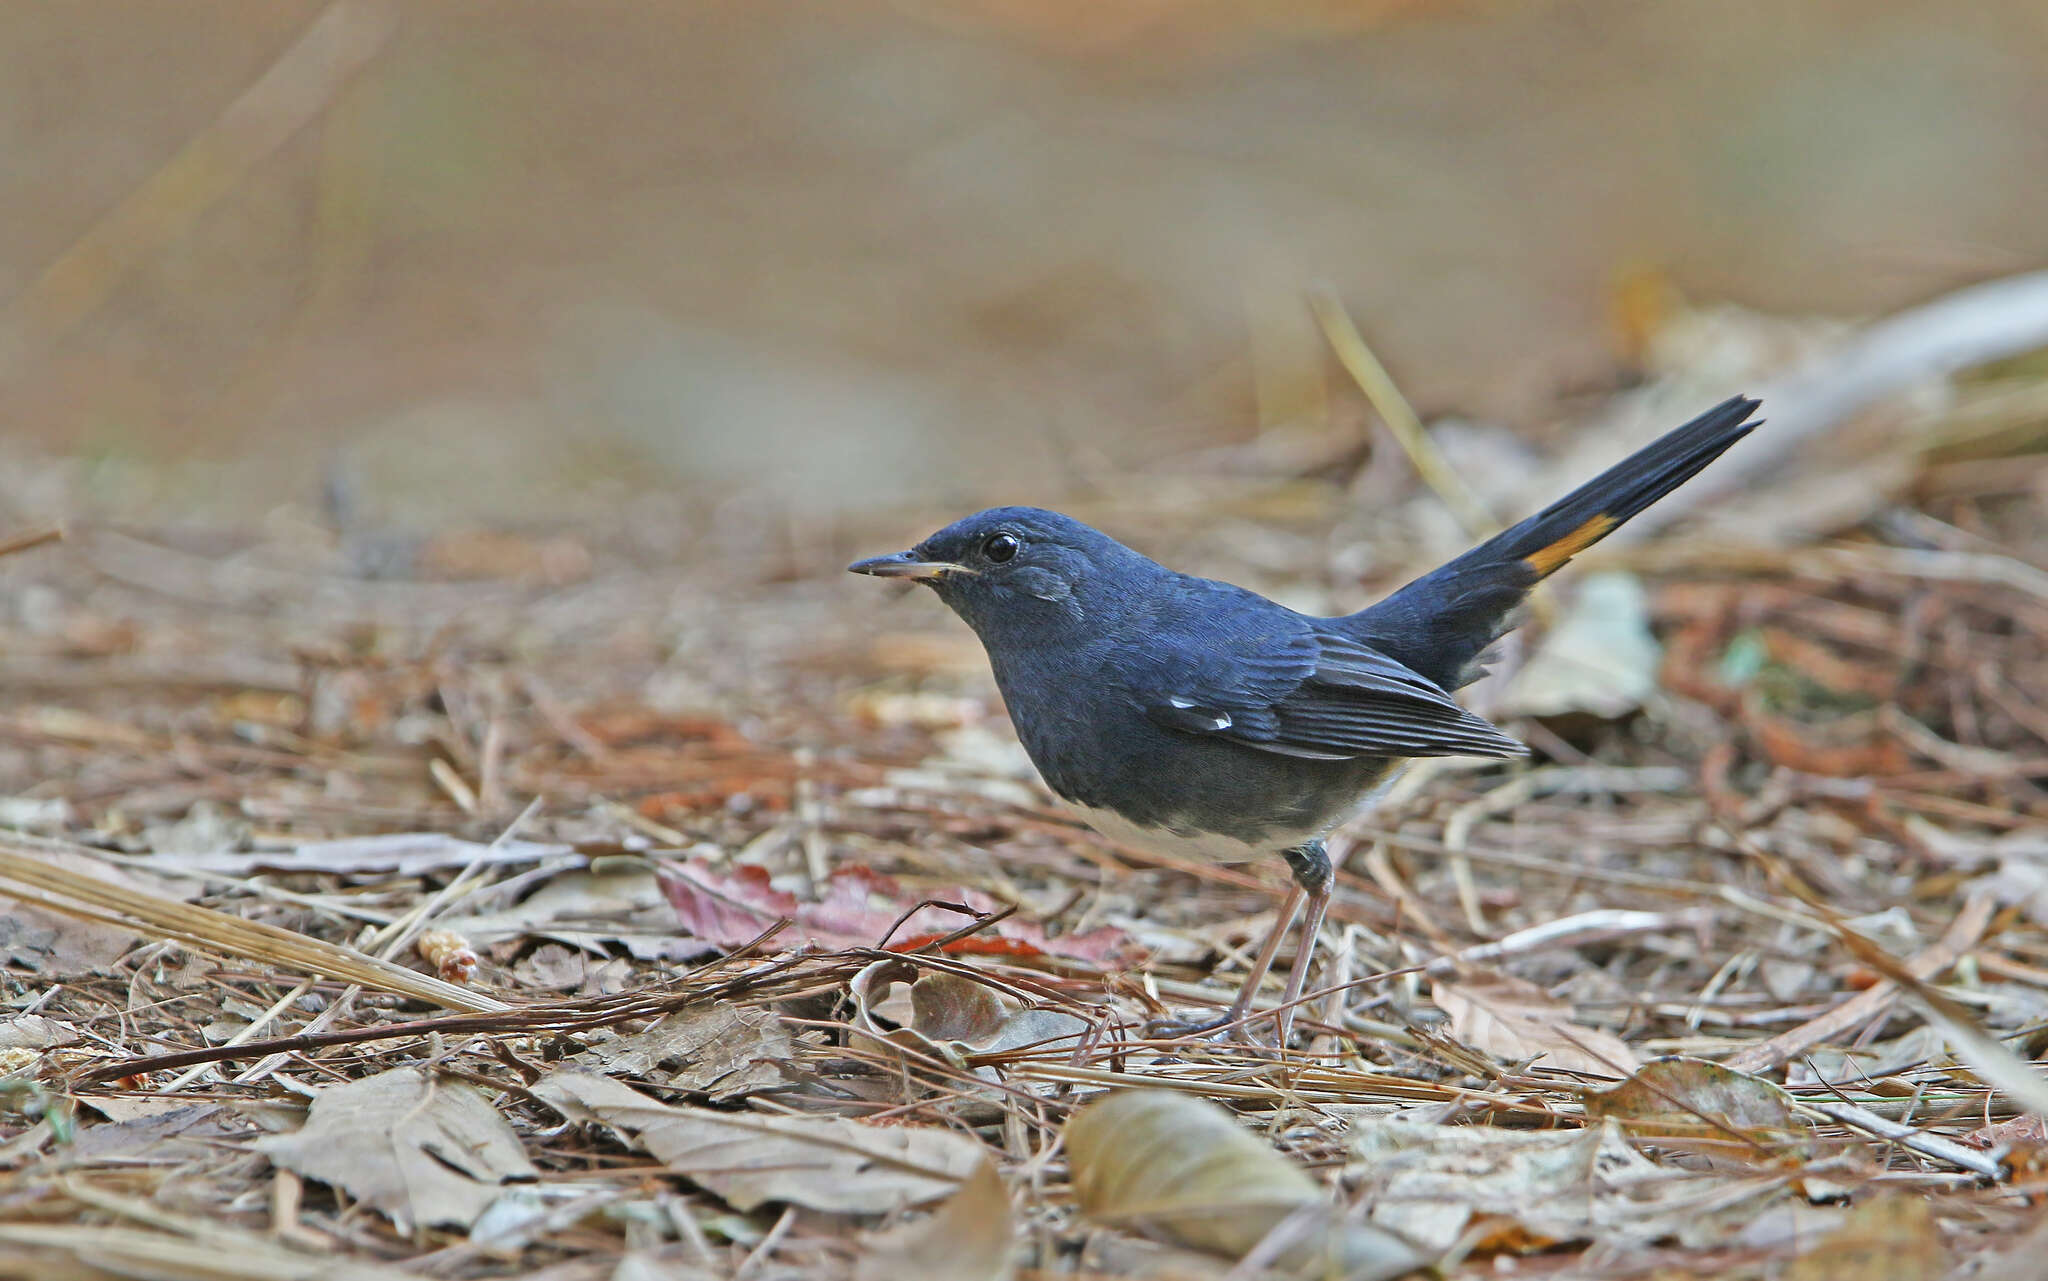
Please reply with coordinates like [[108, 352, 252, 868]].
[[1140, 618, 1525, 761]]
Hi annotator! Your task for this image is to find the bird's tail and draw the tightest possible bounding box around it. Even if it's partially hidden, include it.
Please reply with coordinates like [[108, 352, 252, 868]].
[[1346, 395, 1761, 691]]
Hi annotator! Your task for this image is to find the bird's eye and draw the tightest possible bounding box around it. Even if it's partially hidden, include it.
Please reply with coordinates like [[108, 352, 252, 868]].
[[981, 532, 1021, 564]]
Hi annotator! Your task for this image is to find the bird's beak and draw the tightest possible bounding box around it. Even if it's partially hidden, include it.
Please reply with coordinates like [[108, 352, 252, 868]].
[[847, 551, 972, 581]]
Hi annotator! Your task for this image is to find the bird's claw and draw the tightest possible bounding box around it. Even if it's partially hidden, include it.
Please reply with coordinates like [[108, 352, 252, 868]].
[[1143, 1011, 1269, 1044]]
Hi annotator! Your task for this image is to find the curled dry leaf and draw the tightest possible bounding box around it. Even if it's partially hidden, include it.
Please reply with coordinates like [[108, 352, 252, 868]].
[[255, 1067, 537, 1233], [533, 1069, 985, 1215], [1066, 1090, 1429, 1281], [854, 1157, 1016, 1281], [1585, 1056, 1813, 1162], [1431, 967, 1640, 1078], [849, 960, 1088, 1079]]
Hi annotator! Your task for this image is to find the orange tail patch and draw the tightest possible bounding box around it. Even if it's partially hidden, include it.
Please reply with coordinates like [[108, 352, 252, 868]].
[[1523, 513, 1617, 578]]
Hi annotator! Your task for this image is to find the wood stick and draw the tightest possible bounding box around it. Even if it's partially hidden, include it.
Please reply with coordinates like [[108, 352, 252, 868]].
[[1724, 893, 1994, 1075]]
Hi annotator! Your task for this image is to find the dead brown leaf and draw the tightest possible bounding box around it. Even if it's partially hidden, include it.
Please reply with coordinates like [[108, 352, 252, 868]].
[[570, 1001, 792, 1098], [70, 1102, 237, 1165], [854, 1157, 1016, 1281], [849, 961, 1088, 1080], [1431, 967, 1640, 1078], [533, 1069, 985, 1215], [1498, 573, 1662, 719], [0, 1014, 77, 1051], [1067, 1090, 1429, 1280], [1585, 1056, 1813, 1162], [255, 1067, 537, 1233], [0, 847, 187, 976]]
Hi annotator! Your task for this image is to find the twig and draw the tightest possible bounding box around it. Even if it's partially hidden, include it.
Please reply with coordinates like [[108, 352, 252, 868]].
[[1725, 893, 1994, 1075], [733, 1205, 796, 1279], [1428, 909, 1714, 976], [378, 795, 543, 964], [0, 526, 62, 559], [166, 978, 317, 1092], [1361, 840, 1456, 953], [1833, 906, 2048, 1120], [0, 2, 399, 373], [72, 947, 813, 1085], [1801, 1098, 2004, 1182], [0, 842, 504, 1014], [72, 903, 1016, 1085], [226, 797, 545, 1088], [1310, 286, 1498, 538]]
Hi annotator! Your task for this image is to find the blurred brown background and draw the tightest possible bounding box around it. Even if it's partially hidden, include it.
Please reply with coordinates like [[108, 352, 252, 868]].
[[2, 0, 2045, 532]]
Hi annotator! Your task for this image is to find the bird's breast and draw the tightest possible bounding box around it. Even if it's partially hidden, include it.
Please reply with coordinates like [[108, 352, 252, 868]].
[[984, 634, 1397, 859]]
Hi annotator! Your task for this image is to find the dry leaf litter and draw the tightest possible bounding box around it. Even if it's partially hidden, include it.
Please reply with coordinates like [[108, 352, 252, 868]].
[[1, 287, 2046, 1279]]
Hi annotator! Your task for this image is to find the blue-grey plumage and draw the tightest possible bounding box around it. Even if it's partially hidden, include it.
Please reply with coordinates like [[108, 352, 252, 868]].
[[858, 507, 1524, 848], [850, 395, 1762, 1041]]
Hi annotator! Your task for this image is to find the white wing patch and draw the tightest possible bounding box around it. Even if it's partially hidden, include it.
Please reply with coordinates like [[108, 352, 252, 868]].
[[1167, 697, 1232, 731]]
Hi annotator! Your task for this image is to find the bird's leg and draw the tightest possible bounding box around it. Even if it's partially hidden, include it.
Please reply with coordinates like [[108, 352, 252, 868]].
[[1272, 841, 1333, 1045], [1147, 841, 1331, 1043], [1145, 883, 1302, 1040], [1218, 881, 1304, 1038]]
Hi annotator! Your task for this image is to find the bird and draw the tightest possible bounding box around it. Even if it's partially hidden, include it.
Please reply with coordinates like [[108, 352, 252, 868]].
[[850, 396, 1761, 1042]]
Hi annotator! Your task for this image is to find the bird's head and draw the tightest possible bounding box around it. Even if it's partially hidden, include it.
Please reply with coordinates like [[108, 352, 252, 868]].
[[848, 506, 1143, 638]]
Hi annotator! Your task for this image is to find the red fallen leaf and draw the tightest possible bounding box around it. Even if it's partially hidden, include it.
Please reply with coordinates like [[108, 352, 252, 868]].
[[1966, 1113, 2048, 1150], [891, 933, 1049, 957], [662, 863, 799, 945], [656, 859, 1133, 965]]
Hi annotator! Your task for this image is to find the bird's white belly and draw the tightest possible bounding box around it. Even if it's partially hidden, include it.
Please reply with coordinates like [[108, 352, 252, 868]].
[[1066, 801, 1299, 864], [1063, 764, 1411, 865]]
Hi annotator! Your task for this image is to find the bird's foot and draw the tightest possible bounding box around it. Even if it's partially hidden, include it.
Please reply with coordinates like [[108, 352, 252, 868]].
[[1142, 1011, 1232, 1040], [1142, 1010, 1275, 1044]]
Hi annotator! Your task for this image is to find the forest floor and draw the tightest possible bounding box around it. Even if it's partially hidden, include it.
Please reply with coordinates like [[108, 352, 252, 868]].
[[2, 298, 2047, 1279]]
